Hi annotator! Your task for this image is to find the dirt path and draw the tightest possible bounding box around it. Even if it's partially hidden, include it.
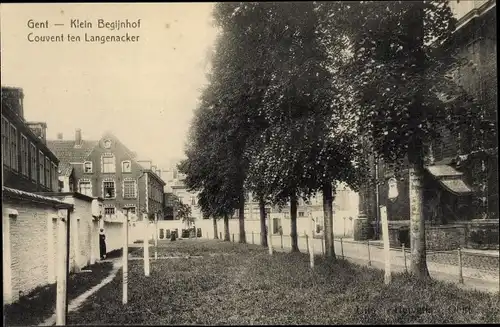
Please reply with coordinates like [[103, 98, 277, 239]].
[[38, 260, 123, 326]]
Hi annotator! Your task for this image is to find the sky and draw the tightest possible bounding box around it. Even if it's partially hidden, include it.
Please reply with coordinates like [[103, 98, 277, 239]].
[[1, 3, 218, 170]]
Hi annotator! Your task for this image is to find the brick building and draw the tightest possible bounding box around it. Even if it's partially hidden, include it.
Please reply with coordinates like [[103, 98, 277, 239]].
[[1, 86, 59, 193], [47, 130, 165, 220]]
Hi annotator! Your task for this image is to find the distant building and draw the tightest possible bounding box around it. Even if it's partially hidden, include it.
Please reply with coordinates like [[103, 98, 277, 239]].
[[47, 130, 165, 220], [1, 86, 59, 193], [162, 160, 203, 221]]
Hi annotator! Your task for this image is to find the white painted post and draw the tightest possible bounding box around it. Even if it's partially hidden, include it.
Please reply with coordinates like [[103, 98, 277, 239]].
[[3, 208, 16, 305], [154, 213, 158, 260], [47, 215, 56, 284], [56, 212, 68, 326], [267, 214, 273, 255], [309, 214, 315, 269], [380, 205, 391, 284], [122, 210, 129, 305], [143, 216, 150, 277]]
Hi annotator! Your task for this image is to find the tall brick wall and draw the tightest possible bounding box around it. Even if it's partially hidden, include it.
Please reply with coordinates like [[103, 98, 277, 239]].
[[3, 195, 102, 305], [5, 201, 57, 303]]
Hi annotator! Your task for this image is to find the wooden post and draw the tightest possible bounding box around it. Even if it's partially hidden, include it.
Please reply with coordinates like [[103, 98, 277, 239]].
[[321, 236, 324, 255], [65, 209, 71, 320], [340, 237, 344, 260], [154, 213, 158, 261], [56, 211, 68, 326], [122, 210, 129, 305], [380, 206, 391, 284], [232, 234, 234, 242], [267, 213, 273, 255], [458, 247, 464, 284], [252, 231, 254, 244], [305, 233, 309, 254], [309, 215, 315, 268], [144, 217, 150, 277], [219, 232, 222, 240], [280, 233, 283, 249], [402, 244, 407, 273], [367, 240, 372, 266]]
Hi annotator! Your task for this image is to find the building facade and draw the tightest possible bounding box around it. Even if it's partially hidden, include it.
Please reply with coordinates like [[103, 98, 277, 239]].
[[47, 130, 165, 220], [1, 86, 59, 193]]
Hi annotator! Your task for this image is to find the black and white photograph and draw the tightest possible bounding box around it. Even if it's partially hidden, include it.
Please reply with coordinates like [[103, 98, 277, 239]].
[[1, 1, 498, 325]]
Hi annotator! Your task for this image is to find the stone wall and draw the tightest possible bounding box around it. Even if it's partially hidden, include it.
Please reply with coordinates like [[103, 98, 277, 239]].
[[372, 219, 499, 251]]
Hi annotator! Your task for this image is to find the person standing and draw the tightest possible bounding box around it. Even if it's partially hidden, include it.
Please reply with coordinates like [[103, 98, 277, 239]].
[[99, 228, 107, 260]]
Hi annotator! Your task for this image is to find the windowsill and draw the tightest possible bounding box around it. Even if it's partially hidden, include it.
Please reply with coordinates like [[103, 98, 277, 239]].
[[103, 197, 116, 200], [102, 172, 116, 174], [84, 172, 93, 174]]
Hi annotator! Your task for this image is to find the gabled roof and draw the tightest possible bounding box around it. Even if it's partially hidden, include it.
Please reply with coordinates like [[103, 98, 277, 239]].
[[46, 140, 98, 172]]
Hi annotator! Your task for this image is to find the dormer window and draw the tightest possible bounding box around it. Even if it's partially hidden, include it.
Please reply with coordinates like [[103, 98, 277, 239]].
[[84, 161, 93, 173], [103, 139, 112, 149], [122, 160, 132, 173]]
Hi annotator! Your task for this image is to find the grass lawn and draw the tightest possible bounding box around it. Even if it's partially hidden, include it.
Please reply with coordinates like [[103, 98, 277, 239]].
[[3, 261, 114, 327], [66, 240, 500, 325]]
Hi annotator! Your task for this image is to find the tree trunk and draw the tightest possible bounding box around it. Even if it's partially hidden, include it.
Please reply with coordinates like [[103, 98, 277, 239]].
[[407, 1, 430, 280], [239, 192, 247, 243], [323, 182, 336, 260], [290, 192, 299, 252], [259, 198, 268, 247], [409, 163, 430, 279], [213, 216, 218, 239], [223, 214, 230, 241]]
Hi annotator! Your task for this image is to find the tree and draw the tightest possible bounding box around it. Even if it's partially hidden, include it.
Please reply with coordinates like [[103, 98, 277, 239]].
[[338, 0, 476, 279], [242, 2, 364, 257], [176, 202, 195, 227]]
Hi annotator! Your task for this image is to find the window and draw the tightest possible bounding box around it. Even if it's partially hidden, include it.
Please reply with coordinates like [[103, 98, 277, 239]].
[[83, 161, 93, 173], [10, 124, 18, 170], [30, 143, 37, 181], [45, 157, 50, 187], [104, 206, 116, 216], [78, 179, 93, 196], [123, 179, 137, 199], [39, 151, 45, 185], [299, 211, 305, 217], [101, 154, 115, 173], [103, 179, 116, 198], [20, 134, 28, 176], [1, 116, 10, 167], [122, 160, 131, 173]]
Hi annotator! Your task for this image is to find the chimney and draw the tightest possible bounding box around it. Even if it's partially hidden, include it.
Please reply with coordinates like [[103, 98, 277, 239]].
[[57, 133, 63, 140], [75, 129, 82, 146], [1, 87, 25, 119]]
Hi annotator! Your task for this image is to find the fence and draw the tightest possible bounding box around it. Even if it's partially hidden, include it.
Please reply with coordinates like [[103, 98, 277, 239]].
[[225, 231, 499, 287]]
